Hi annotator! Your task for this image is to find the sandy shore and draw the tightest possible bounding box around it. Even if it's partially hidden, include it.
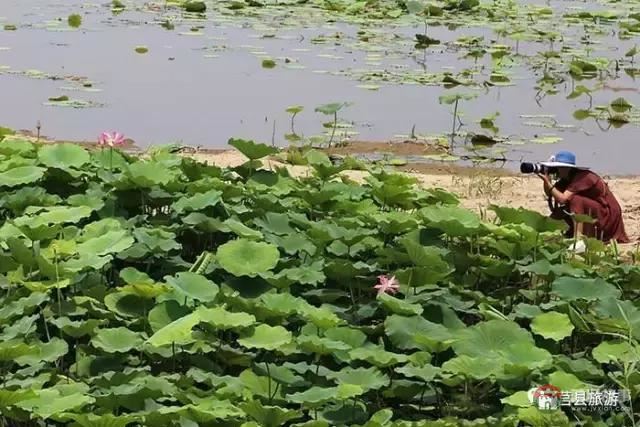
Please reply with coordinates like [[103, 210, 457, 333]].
[[187, 149, 640, 249]]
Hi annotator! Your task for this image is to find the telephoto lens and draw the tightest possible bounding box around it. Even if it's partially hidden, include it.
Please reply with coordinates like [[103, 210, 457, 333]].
[[520, 162, 538, 174]]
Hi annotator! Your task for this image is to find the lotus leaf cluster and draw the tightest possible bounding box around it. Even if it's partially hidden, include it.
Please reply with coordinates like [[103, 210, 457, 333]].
[[0, 137, 638, 426]]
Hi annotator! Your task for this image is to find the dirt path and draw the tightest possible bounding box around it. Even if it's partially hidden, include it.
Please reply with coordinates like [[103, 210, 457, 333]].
[[187, 150, 640, 249]]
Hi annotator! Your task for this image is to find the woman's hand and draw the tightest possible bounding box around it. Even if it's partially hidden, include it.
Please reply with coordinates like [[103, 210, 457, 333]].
[[537, 171, 552, 190]]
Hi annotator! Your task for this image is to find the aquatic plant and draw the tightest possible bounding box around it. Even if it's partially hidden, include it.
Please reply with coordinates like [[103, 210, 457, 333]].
[[0, 137, 637, 426]]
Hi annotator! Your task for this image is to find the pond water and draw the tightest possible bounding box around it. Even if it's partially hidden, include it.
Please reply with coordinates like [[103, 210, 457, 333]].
[[1, 0, 640, 174]]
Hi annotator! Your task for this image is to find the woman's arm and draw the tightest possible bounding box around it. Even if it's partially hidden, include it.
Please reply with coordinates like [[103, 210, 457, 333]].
[[539, 173, 574, 204]]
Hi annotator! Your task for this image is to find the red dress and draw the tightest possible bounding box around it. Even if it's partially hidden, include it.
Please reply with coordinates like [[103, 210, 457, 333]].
[[564, 170, 629, 243]]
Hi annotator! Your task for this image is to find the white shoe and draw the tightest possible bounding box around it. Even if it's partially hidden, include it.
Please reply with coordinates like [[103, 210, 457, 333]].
[[568, 240, 586, 254]]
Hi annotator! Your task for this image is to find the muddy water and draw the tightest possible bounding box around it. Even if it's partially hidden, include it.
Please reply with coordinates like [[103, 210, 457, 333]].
[[1, 0, 640, 174]]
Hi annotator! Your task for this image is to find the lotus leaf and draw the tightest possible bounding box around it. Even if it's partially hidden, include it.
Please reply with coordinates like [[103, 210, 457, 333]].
[[228, 138, 278, 160], [147, 309, 202, 346], [14, 337, 68, 366], [37, 143, 90, 170], [238, 324, 293, 351], [16, 390, 95, 420], [240, 400, 303, 427], [126, 161, 175, 187], [551, 277, 621, 301], [326, 366, 389, 391], [548, 370, 588, 391], [377, 293, 423, 316], [531, 312, 574, 341], [199, 306, 256, 329], [287, 386, 338, 405], [297, 334, 351, 355], [217, 239, 280, 277], [592, 340, 640, 365], [165, 272, 219, 302], [172, 189, 222, 213], [92, 327, 143, 353], [14, 206, 92, 228], [77, 230, 134, 256], [420, 205, 482, 236], [0, 166, 46, 187], [452, 320, 552, 371], [396, 363, 439, 382]]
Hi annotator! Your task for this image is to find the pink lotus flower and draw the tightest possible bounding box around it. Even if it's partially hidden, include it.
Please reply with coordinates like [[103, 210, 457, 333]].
[[98, 131, 125, 147], [374, 274, 400, 295]]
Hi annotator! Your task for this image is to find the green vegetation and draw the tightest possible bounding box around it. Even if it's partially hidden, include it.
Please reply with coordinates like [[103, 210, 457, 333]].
[[67, 14, 82, 28], [0, 134, 638, 426]]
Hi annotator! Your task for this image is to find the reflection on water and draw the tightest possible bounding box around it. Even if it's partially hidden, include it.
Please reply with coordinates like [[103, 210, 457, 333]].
[[1, 0, 639, 174]]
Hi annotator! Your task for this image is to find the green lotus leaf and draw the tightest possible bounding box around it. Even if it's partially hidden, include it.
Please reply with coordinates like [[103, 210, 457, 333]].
[[240, 400, 303, 427], [441, 355, 502, 380], [77, 230, 134, 256], [395, 364, 439, 382], [0, 340, 36, 361], [50, 317, 103, 338], [238, 324, 293, 351], [147, 308, 203, 347], [228, 138, 278, 160], [531, 312, 574, 341], [165, 272, 219, 303], [324, 327, 367, 348], [172, 189, 222, 214], [199, 306, 256, 330], [287, 386, 338, 405], [548, 370, 588, 391], [0, 166, 45, 187], [14, 337, 68, 366], [336, 383, 364, 399], [253, 212, 295, 235], [92, 327, 144, 353], [37, 143, 90, 170], [501, 390, 532, 408], [489, 205, 566, 233], [156, 398, 244, 423], [326, 367, 389, 391], [0, 314, 38, 340], [276, 263, 326, 287], [0, 292, 48, 322], [592, 340, 640, 365], [297, 335, 351, 355], [148, 300, 192, 333], [126, 161, 176, 187], [223, 218, 263, 239], [517, 406, 570, 427], [314, 102, 348, 115], [551, 277, 621, 301], [59, 413, 142, 427], [16, 390, 95, 420], [258, 292, 306, 316], [349, 345, 409, 367], [0, 136, 35, 155], [0, 389, 38, 411], [419, 205, 482, 236], [452, 320, 553, 372], [217, 239, 280, 277], [14, 206, 93, 228], [0, 186, 62, 215], [104, 291, 147, 318], [301, 304, 342, 330], [377, 293, 423, 316], [385, 314, 454, 352]]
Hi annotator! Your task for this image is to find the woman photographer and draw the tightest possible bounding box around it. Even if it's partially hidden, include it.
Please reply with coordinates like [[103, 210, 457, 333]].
[[537, 151, 629, 248]]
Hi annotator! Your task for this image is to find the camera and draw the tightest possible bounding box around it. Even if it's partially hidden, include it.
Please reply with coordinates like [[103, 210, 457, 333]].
[[520, 162, 556, 174]]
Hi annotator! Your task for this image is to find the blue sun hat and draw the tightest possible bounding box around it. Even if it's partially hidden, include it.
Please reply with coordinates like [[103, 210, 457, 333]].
[[540, 150, 589, 169]]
